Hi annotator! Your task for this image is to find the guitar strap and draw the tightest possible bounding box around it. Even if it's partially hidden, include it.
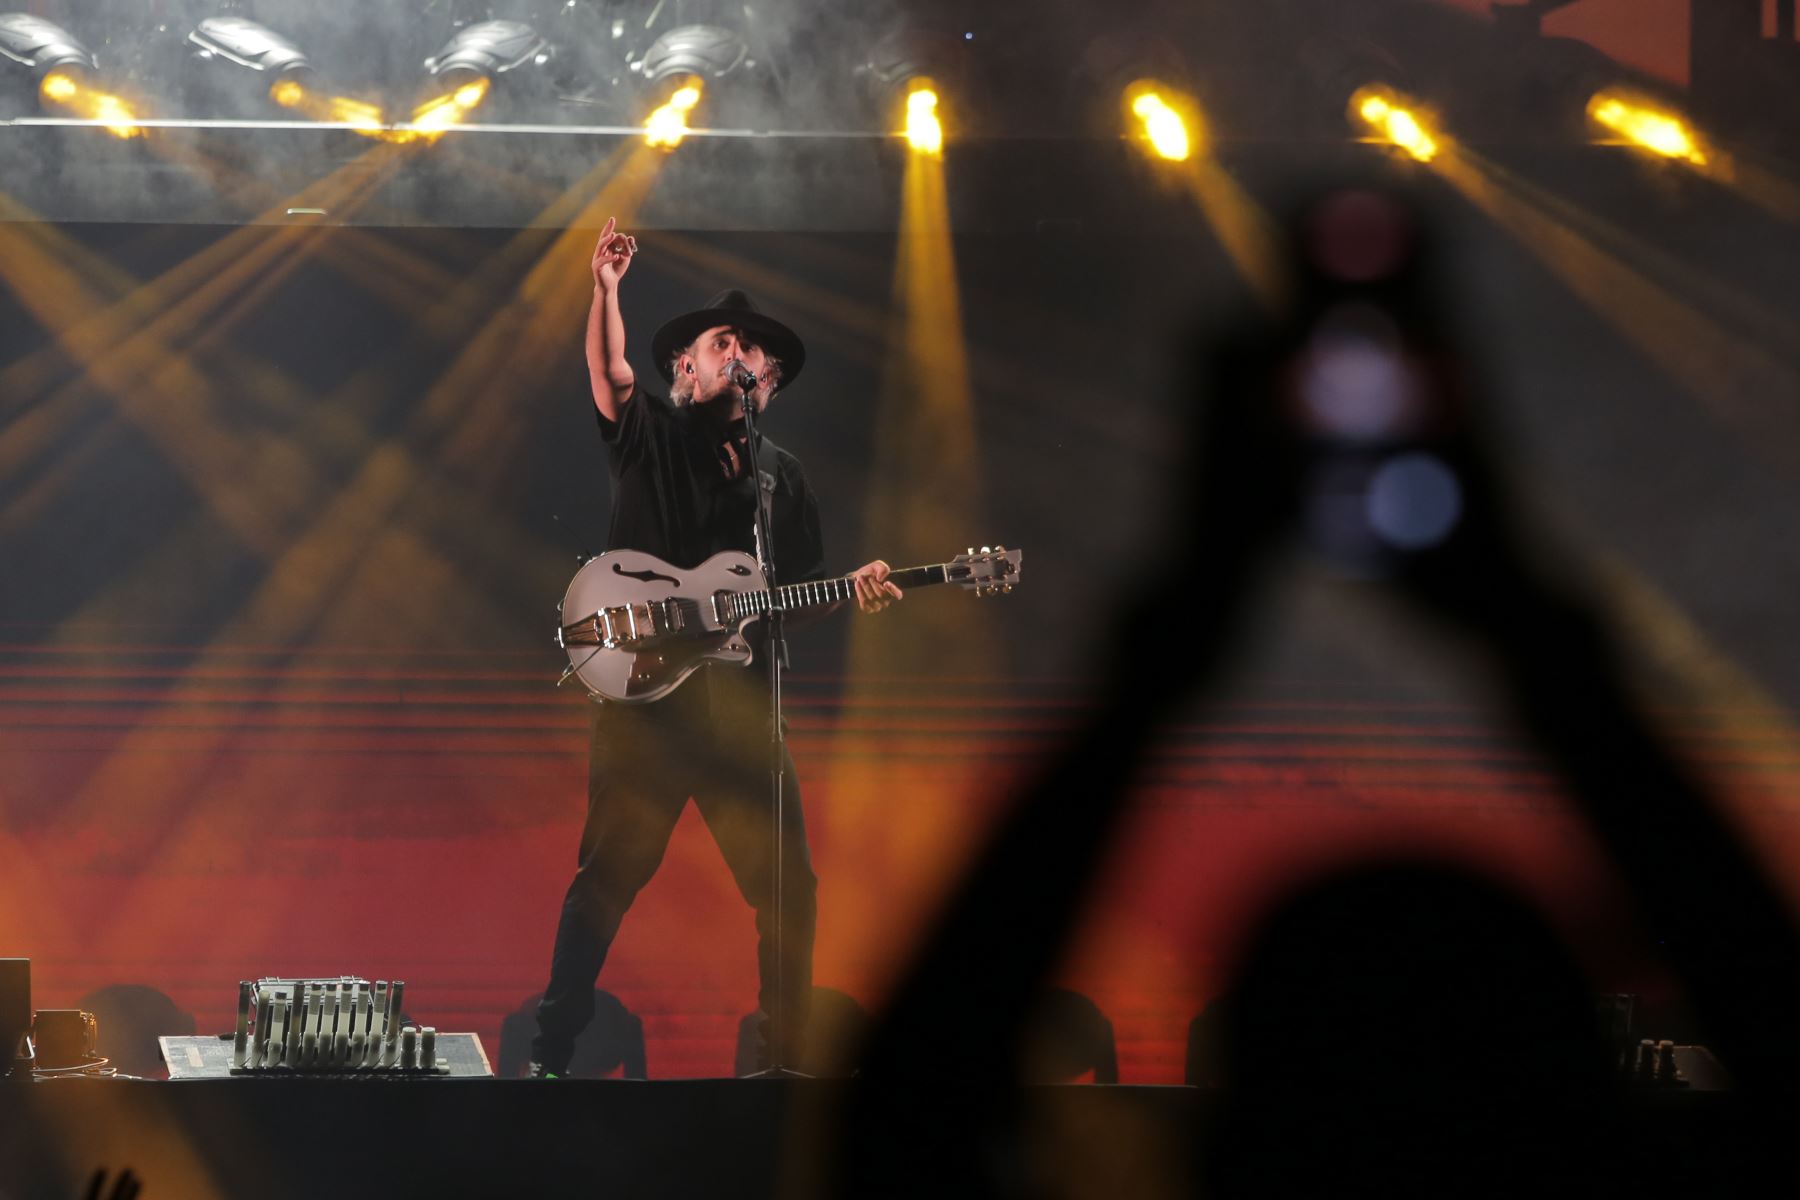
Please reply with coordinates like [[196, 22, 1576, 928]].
[[754, 439, 781, 500]]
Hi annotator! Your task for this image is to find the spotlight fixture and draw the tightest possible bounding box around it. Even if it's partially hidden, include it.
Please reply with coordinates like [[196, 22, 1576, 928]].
[[1586, 88, 1707, 166], [1350, 86, 1442, 163], [638, 25, 748, 85], [425, 20, 553, 89], [1, 14, 140, 137], [411, 19, 550, 135], [188, 17, 311, 78], [860, 29, 964, 150], [860, 29, 961, 101], [0, 13, 96, 78], [187, 17, 392, 133], [1074, 31, 1197, 142]]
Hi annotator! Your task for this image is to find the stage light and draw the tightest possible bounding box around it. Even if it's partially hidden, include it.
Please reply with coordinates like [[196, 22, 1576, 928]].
[[1125, 83, 1195, 162], [1350, 86, 1441, 162], [407, 19, 546, 139], [644, 79, 703, 149], [905, 84, 943, 156], [0, 13, 96, 77], [187, 18, 396, 135], [188, 17, 311, 77], [424, 19, 552, 88], [858, 28, 964, 147], [1587, 89, 1707, 166], [1, 14, 140, 137], [639, 25, 748, 84], [36, 71, 141, 138]]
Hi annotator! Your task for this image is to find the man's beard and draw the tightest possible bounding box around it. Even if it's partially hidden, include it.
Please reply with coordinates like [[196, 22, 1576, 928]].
[[690, 376, 765, 412], [674, 376, 768, 422]]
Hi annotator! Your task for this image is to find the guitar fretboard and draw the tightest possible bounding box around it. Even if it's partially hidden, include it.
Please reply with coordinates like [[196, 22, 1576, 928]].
[[725, 564, 949, 622]]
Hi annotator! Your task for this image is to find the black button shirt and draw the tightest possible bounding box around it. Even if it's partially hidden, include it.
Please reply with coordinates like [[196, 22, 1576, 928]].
[[597, 387, 826, 588]]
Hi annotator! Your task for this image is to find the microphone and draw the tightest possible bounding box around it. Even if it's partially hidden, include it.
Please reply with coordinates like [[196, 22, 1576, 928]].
[[726, 358, 760, 392]]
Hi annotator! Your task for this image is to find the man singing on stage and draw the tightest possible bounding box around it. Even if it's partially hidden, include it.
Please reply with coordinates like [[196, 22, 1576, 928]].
[[529, 218, 903, 1077]]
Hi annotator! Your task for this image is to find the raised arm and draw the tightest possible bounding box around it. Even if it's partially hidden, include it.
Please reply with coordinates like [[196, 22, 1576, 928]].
[[587, 216, 637, 423]]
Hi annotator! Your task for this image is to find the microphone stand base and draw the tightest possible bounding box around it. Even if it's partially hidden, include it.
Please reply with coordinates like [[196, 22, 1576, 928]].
[[741, 1065, 814, 1081]]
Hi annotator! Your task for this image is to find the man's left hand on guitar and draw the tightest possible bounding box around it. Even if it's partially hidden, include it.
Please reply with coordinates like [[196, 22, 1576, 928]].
[[852, 560, 903, 614]]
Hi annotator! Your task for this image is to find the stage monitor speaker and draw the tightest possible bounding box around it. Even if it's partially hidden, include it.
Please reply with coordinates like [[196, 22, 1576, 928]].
[[1, 958, 27, 1075]]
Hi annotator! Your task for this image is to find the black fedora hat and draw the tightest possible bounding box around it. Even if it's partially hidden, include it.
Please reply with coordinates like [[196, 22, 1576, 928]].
[[650, 289, 807, 386]]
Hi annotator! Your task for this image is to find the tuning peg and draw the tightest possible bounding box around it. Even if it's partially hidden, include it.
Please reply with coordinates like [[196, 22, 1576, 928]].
[[1002, 584, 1012, 594], [966, 547, 975, 556], [981, 545, 991, 554]]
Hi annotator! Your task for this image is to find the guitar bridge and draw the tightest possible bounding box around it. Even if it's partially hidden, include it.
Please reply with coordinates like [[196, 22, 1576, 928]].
[[562, 598, 689, 648]]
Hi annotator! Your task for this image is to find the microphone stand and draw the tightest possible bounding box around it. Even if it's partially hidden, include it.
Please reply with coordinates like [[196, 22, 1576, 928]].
[[735, 366, 807, 1080]]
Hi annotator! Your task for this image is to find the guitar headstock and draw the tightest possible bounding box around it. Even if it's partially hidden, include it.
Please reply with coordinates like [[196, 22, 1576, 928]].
[[949, 545, 1023, 597]]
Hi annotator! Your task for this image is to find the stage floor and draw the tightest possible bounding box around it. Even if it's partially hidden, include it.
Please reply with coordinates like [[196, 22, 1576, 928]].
[[0, 1076, 1775, 1200]]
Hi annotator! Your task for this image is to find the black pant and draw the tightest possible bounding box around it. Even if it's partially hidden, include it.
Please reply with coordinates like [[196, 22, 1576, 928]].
[[533, 668, 817, 1072]]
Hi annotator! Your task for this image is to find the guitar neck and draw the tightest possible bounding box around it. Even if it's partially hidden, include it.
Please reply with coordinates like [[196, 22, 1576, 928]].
[[737, 563, 953, 618]]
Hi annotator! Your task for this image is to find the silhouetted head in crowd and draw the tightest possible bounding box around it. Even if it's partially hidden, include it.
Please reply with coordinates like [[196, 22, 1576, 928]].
[[1218, 858, 1612, 1095], [1206, 858, 1617, 1195]]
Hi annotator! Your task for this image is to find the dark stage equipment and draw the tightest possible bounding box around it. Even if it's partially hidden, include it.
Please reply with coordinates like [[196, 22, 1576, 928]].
[[161, 1031, 494, 1079], [1, 958, 29, 1079], [180, 976, 490, 1076], [29, 1008, 102, 1072]]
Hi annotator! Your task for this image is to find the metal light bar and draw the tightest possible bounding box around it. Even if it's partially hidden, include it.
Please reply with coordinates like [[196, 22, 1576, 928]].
[[0, 116, 903, 139]]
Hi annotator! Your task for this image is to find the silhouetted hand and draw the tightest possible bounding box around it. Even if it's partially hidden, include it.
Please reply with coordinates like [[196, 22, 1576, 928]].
[[83, 1168, 141, 1200]]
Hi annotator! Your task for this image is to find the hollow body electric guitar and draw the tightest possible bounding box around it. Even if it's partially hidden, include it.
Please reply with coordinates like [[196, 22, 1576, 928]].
[[558, 545, 1022, 703]]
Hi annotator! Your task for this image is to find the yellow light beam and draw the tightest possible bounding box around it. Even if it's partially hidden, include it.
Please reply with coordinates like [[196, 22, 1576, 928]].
[[1401, 135, 1800, 883], [644, 79, 703, 149], [646, 233, 892, 363], [823, 125, 1002, 966], [1715, 154, 1800, 225], [40, 70, 141, 138], [0, 149, 413, 554], [7, 148, 676, 926], [0, 140, 464, 436], [421, 143, 672, 480], [60, 143, 675, 915], [1177, 160, 1287, 314], [1453, 149, 1800, 352], [1118, 83, 1286, 314], [269, 76, 386, 135], [405, 76, 492, 142], [1431, 148, 1800, 481]]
